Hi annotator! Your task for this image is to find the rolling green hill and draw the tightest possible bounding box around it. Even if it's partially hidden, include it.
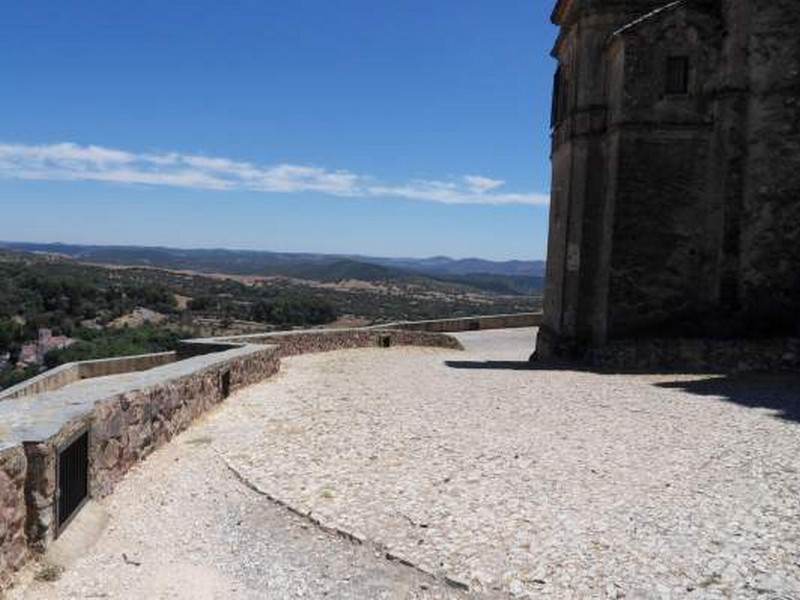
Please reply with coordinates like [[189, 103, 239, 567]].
[[0, 242, 545, 294]]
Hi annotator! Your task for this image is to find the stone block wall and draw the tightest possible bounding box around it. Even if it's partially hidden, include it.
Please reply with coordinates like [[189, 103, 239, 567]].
[[209, 328, 464, 357], [591, 337, 800, 373], [17, 345, 280, 552], [609, 133, 716, 337], [380, 313, 542, 333], [0, 446, 27, 589], [540, 0, 800, 359], [23, 418, 88, 552], [738, 0, 800, 333], [90, 345, 279, 499]]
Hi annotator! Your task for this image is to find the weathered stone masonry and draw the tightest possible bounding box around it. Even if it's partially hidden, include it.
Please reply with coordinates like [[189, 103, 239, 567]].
[[378, 312, 543, 333], [0, 447, 27, 590], [212, 328, 464, 357], [14, 344, 281, 555], [538, 0, 800, 364]]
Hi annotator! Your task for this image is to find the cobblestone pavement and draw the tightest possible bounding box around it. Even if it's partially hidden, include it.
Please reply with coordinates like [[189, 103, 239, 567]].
[[199, 328, 800, 599], [9, 431, 476, 599], [10, 328, 800, 599]]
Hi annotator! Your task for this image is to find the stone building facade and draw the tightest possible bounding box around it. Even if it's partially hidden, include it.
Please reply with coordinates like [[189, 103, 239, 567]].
[[537, 0, 800, 360]]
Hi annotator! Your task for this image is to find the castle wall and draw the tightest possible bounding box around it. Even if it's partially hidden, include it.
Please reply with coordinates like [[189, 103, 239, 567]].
[[540, 0, 800, 360], [710, 0, 751, 314], [542, 141, 573, 341], [541, 7, 635, 354], [738, 0, 800, 334], [609, 131, 714, 335], [607, 5, 722, 337]]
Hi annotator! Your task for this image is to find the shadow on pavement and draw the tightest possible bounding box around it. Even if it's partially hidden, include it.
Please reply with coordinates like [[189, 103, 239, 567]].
[[654, 375, 800, 424], [443, 359, 692, 374], [444, 360, 536, 371], [444, 361, 800, 424]]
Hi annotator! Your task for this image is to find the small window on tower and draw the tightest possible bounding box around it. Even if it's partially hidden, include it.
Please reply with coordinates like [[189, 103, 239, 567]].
[[551, 66, 563, 127], [665, 56, 690, 94]]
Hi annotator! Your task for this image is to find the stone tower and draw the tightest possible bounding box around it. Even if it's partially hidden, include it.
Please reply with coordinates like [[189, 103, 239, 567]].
[[537, 0, 800, 363]]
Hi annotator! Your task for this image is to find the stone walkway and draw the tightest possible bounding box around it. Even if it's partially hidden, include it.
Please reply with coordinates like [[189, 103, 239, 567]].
[[10, 328, 800, 598], [9, 429, 474, 600]]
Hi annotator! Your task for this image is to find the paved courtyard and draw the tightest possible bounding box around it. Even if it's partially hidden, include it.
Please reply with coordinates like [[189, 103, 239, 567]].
[[12, 328, 800, 598]]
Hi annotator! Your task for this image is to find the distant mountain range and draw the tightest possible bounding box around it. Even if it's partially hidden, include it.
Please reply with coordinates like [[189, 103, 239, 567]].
[[358, 255, 544, 278], [0, 242, 546, 296]]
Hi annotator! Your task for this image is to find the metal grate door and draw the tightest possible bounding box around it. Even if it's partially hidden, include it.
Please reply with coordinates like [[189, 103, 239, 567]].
[[220, 369, 232, 399], [56, 430, 89, 535]]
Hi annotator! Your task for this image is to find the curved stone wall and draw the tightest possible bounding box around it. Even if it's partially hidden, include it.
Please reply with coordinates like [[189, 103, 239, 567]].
[[207, 328, 464, 357], [0, 322, 466, 590]]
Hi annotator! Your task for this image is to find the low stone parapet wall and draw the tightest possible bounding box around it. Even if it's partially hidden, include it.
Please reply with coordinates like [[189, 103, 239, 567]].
[[0, 364, 82, 402], [379, 312, 543, 333], [21, 345, 280, 551], [90, 344, 278, 499], [2, 314, 527, 400], [0, 352, 177, 402], [199, 327, 464, 356], [77, 352, 177, 382], [175, 340, 246, 359]]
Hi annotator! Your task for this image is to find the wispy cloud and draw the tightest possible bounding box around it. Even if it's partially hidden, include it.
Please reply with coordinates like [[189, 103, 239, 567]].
[[464, 175, 505, 193], [0, 141, 549, 206]]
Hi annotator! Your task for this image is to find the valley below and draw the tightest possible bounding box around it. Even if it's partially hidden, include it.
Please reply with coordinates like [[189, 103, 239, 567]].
[[0, 243, 543, 390]]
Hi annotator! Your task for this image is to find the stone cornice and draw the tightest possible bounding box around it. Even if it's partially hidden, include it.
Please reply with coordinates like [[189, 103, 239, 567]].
[[551, 0, 578, 25]]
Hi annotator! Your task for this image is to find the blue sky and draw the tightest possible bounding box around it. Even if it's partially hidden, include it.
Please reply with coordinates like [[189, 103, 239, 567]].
[[0, 0, 557, 260]]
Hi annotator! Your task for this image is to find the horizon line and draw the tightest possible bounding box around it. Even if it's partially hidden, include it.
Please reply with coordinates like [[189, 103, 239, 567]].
[[0, 239, 547, 264]]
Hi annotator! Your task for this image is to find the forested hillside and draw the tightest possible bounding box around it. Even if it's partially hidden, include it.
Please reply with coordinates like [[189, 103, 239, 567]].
[[0, 249, 542, 390]]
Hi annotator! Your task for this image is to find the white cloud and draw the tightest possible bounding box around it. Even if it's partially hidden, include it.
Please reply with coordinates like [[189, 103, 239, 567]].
[[368, 179, 547, 206], [0, 142, 134, 166], [0, 141, 549, 206], [464, 175, 505, 194]]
